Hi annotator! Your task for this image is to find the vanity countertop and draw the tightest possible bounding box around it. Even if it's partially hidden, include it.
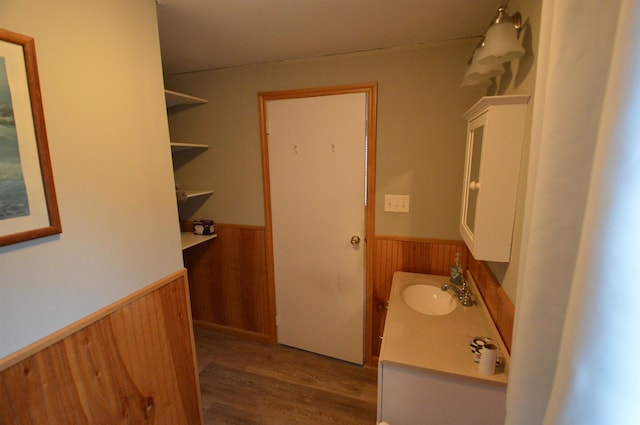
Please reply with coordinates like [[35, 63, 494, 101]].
[[379, 271, 509, 385]]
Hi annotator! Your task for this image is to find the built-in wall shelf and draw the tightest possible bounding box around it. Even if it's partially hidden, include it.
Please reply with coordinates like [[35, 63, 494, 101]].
[[171, 142, 209, 153], [165, 88, 215, 252], [164, 89, 208, 108], [181, 232, 217, 250], [183, 189, 214, 199]]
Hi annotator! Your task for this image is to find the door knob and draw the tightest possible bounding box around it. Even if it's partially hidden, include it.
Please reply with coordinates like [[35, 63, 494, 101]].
[[350, 235, 361, 246]]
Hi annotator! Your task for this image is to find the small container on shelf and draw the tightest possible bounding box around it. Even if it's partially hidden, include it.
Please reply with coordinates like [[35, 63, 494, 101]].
[[193, 219, 214, 235]]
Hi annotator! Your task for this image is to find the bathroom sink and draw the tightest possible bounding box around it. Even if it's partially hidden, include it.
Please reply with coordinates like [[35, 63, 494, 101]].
[[401, 284, 457, 316]]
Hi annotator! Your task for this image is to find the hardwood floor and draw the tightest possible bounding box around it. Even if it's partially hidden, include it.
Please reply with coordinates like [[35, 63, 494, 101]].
[[194, 328, 378, 425]]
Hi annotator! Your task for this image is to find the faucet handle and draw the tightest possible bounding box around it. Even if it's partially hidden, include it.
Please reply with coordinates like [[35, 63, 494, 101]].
[[461, 286, 473, 306]]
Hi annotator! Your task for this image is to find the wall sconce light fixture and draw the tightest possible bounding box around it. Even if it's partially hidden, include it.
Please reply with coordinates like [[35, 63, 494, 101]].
[[460, 47, 505, 88], [460, 5, 524, 88]]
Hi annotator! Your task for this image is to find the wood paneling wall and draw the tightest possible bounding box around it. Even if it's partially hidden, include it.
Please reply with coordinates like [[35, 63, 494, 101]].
[[0, 270, 202, 425], [182, 224, 514, 363], [372, 236, 470, 358], [182, 224, 275, 343], [468, 257, 515, 351], [372, 236, 514, 358]]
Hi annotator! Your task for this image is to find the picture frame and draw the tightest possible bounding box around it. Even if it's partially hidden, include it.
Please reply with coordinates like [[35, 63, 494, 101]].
[[0, 28, 61, 247]]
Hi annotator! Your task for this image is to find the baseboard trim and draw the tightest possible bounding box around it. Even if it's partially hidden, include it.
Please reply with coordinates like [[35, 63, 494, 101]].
[[193, 320, 274, 344], [374, 235, 466, 245]]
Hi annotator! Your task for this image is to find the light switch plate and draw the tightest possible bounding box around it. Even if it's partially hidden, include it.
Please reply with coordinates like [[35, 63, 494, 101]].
[[384, 194, 410, 213]]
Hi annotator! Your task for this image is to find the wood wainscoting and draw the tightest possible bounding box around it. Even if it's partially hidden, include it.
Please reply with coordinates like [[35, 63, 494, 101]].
[[467, 256, 515, 352], [0, 269, 202, 425], [372, 236, 470, 359], [182, 223, 275, 343], [372, 235, 514, 360], [181, 225, 514, 365]]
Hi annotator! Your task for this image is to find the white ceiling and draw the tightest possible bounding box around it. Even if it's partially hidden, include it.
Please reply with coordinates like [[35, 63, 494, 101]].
[[156, 0, 503, 76]]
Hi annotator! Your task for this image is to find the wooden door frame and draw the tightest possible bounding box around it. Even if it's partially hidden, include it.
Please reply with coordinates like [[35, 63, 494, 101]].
[[258, 83, 377, 366]]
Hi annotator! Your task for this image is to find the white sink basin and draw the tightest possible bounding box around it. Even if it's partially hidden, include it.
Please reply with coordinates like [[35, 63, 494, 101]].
[[401, 284, 457, 316]]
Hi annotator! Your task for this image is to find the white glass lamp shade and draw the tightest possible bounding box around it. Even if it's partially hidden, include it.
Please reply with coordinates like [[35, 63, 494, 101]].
[[460, 47, 504, 87], [476, 21, 525, 65]]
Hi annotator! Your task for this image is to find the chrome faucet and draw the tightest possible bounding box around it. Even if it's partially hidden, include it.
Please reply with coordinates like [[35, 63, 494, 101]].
[[442, 279, 473, 307], [443, 253, 473, 306]]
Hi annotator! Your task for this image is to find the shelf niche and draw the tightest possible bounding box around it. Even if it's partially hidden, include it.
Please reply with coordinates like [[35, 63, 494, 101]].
[[165, 89, 213, 251], [171, 142, 209, 153], [165, 89, 207, 108]]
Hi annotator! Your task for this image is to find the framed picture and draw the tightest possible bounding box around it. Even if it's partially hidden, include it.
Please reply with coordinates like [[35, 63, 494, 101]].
[[0, 28, 61, 247]]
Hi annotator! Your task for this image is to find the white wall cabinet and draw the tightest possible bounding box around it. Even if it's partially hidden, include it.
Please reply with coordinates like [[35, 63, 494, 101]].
[[460, 95, 529, 262]]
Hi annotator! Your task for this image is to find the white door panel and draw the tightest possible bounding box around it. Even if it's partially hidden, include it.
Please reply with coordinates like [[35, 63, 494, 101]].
[[268, 93, 366, 364]]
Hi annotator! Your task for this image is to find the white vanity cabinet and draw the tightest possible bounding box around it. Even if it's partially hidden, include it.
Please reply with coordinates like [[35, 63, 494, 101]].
[[377, 272, 509, 425], [378, 362, 507, 425], [460, 95, 529, 262]]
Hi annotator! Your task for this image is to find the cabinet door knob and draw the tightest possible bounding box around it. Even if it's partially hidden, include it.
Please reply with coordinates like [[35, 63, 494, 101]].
[[350, 235, 361, 246], [469, 181, 481, 191]]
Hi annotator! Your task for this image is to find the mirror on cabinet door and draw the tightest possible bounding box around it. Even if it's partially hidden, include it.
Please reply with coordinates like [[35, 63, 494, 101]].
[[459, 95, 529, 262], [464, 123, 484, 234]]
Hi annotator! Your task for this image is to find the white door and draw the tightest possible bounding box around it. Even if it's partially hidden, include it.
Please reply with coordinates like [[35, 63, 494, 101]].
[[267, 93, 367, 364]]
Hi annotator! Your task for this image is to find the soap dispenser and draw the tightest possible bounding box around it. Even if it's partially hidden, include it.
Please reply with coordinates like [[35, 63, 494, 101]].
[[450, 253, 464, 286]]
